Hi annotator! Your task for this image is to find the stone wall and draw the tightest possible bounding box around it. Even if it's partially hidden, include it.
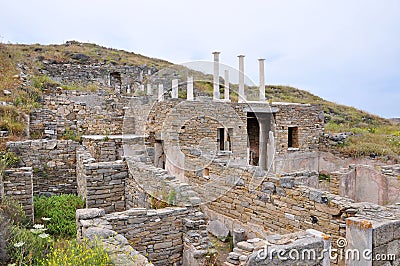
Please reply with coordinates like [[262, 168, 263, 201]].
[[272, 102, 324, 153], [326, 165, 400, 206], [125, 157, 202, 209], [6, 139, 80, 195], [0, 167, 34, 220], [82, 136, 123, 162], [30, 90, 127, 138], [185, 163, 352, 243], [76, 147, 127, 213], [76, 208, 151, 266], [39, 61, 156, 93], [76, 207, 211, 266]]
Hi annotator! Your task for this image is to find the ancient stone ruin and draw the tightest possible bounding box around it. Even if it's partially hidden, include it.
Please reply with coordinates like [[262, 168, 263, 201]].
[[1, 52, 400, 265]]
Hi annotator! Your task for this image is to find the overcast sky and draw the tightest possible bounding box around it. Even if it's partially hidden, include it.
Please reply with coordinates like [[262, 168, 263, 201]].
[[1, 0, 399, 118]]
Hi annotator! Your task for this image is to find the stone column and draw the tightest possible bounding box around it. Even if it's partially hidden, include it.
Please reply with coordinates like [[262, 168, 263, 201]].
[[224, 69, 230, 101], [213, 52, 220, 101], [187, 76, 194, 101], [172, 79, 179, 98], [158, 84, 164, 102], [258, 115, 268, 170], [267, 131, 275, 172], [147, 84, 152, 95], [258, 58, 266, 101], [238, 55, 245, 103]]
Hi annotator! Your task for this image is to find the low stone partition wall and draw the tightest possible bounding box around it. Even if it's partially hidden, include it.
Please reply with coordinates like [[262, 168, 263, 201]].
[[6, 139, 80, 195], [76, 147, 127, 213], [76, 207, 212, 266], [125, 157, 201, 209], [0, 167, 34, 220], [327, 165, 400, 206], [318, 170, 341, 195]]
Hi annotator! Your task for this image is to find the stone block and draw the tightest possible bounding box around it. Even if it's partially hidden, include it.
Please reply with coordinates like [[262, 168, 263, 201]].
[[208, 220, 230, 242]]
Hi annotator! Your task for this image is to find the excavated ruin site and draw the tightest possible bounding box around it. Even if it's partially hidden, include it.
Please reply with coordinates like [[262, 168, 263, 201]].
[[1, 46, 400, 266]]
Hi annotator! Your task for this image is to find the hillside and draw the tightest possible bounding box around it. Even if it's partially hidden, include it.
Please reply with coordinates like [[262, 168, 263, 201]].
[[0, 41, 399, 160]]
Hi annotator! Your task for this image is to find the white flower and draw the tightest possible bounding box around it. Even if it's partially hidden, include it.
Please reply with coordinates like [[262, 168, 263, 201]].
[[33, 224, 44, 229], [39, 233, 49, 239], [13, 242, 25, 248], [41, 217, 51, 221]]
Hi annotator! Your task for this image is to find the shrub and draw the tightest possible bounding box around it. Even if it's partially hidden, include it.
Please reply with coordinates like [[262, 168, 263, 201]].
[[0, 105, 26, 135], [34, 194, 85, 238], [62, 127, 82, 142], [30, 75, 56, 90], [0, 197, 30, 264], [0, 196, 28, 226], [7, 225, 52, 265], [0, 152, 21, 169], [42, 238, 112, 266]]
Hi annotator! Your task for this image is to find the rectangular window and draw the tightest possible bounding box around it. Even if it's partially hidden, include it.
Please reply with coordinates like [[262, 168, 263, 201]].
[[288, 126, 299, 148], [218, 128, 233, 151]]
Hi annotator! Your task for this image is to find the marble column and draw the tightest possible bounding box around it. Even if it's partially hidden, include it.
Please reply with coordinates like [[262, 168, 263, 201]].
[[224, 70, 230, 101], [187, 76, 194, 101], [238, 55, 245, 103], [147, 84, 152, 95], [213, 52, 220, 101], [158, 84, 164, 102], [267, 131, 275, 172], [258, 115, 268, 170], [258, 59, 266, 101], [172, 79, 179, 98]]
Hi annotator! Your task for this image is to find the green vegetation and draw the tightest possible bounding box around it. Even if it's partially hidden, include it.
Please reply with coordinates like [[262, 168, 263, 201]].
[[0, 151, 21, 168], [34, 194, 85, 238], [7, 224, 53, 265], [260, 85, 399, 161], [319, 173, 331, 182], [43, 238, 112, 266], [0, 196, 111, 265], [62, 127, 82, 142], [0, 105, 25, 135]]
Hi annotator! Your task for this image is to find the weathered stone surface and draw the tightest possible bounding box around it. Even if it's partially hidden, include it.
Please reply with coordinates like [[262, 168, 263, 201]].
[[208, 220, 230, 242], [233, 228, 247, 246], [76, 208, 105, 220], [237, 241, 254, 252]]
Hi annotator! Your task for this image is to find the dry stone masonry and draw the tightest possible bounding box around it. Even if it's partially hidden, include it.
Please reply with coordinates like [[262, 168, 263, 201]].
[[1, 50, 400, 265]]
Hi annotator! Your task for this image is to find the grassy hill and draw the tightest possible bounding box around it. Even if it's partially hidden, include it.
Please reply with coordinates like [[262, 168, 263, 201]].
[[0, 41, 399, 160]]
